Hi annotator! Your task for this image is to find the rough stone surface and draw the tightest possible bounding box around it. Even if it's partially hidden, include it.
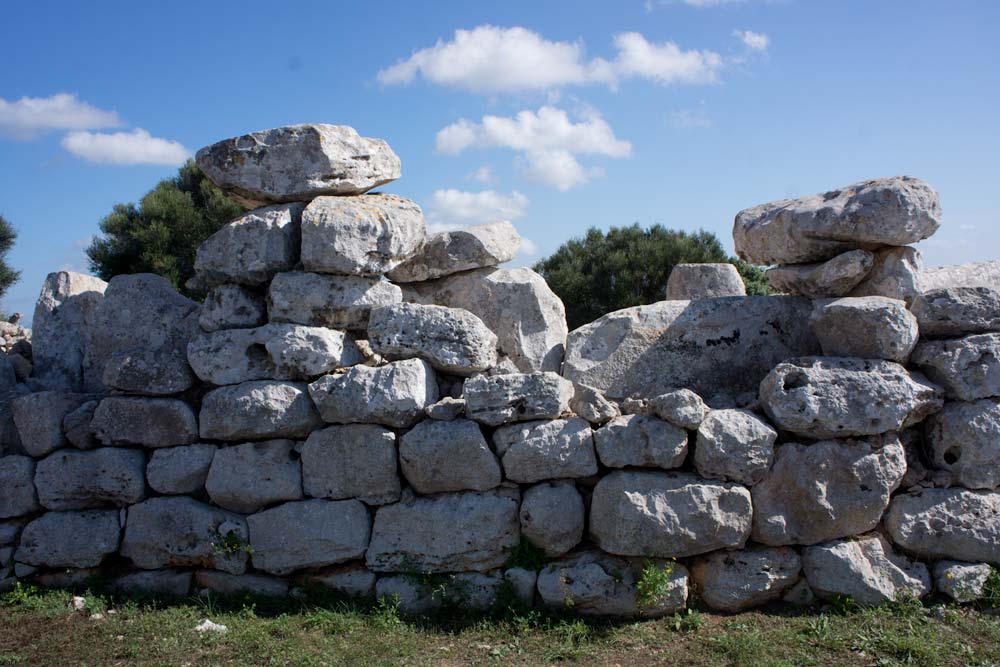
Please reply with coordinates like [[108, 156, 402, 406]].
[[924, 399, 1000, 489], [205, 440, 303, 514], [563, 297, 819, 400], [519, 481, 584, 557], [15, 509, 121, 568], [649, 389, 709, 430], [569, 384, 620, 424], [308, 359, 438, 428], [300, 425, 401, 505], [494, 418, 597, 483], [464, 372, 574, 426], [146, 445, 217, 495], [398, 419, 500, 494], [62, 401, 99, 450], [694, 409, 776, 485], [594, 414, 688, 470], [911, 287, 1000, 338], [885, 488, 1000, 564], [199, 284, 268, 332], [195, 571, 289, 597], [848, 246, 924, 304], [310, 565, 376, 599], [0, 456, 39, 519], [375, 575, 440, 614], [691, 547, 801, 612], [387, 221, 520, 283], [751, 435, 906, 546], [922, 260, 1000, 292], [12, 391, 88, 457], [366, 490, 519, 573], [765, 250, 875, 298], [910, 333, 1000, 401], [194, 203, 302, 287], [113, 570, 192, 597], [424, 396, 465, 421], [504, 567, 537, 606], [933, 561, 993, 603], [102, 349, 195, 396], [248, 499, 370, 576], [733, 176, 941, 265], [92, 397, 199, 448], [802, 534, 931, 605], [666, 263, 746, 299], [809, 297, 919, 363], [196, 124, 401, 207], [759, 357, 943, 440], [590, 470, 752, 558], [268, 271, 402, 331], [35, 447, 146, 510], [31, 271, 107, 392], [200, 381, 322, 441]]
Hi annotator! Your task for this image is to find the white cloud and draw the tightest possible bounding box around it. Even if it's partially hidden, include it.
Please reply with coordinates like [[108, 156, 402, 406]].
[[0, 93, 121, 139], [670, 108, 713, 128], [61, 129, 191, 166], [469, 165, 494, 183], [428, 189, 528, 224], [733, 29, 770, 51], [519, 237, 540, 256], [518, 149, 602, 191], [613, 32, 724, 85]]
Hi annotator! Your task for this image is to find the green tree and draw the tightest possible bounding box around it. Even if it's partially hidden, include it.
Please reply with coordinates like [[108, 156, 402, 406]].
[[533, 224, 770, 330], [0, 215, 22, 310], [86, 160, 244, 297]]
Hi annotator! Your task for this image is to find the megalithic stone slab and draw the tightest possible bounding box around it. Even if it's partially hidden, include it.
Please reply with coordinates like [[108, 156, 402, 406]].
[[268, 271, 402, 331], [387, 221, 521, 283], [31, 271, 107, 392], [885, 488, 1000, 564], [665, 263, 746, 300]]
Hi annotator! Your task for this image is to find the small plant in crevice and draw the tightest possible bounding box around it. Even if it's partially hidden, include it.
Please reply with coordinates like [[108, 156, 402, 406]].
[[671, 608, 703, 633], [505, 536, 549, 572], [636, 558, 676, 609], [211, 530, 254, 557], [981, 567, 1000, 608]]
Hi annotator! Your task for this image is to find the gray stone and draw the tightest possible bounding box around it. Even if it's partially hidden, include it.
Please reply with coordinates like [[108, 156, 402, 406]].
[[35, 448, 146, 510], [62, 400, 99, 450], [102, 349, 195, 396], [300, 424, 400, 505], [849, 246, 924, 304], [92, 397, 199, 448], [368, 303, 498, 375], [802, 534, 931, 605], [309, 565, 376, 598], [206, 440, 302, 514], [590, 470, 752, 558], [366, 489, 519, 573], [121, 497, 249, 574], [885, 488, 1000, 564], [924, 399, 1000, 489], [809, 297, 919, 363], [193, 204, 301, 287], [594, 414, 688, 470], [248, 499, 370, 576], [200, 381, 322, 441], [195, 571, 289, 597], [424, 396, 465, 421], [690, 547, 801, 612], [375, 575, 441, 614], [911, 333, 1000, 402], [387, 221, 520, 283], [12, 391, 88, 457], [911, 287, 1000, 338], [404, 267, 567, 373], [504, 567, 537, 606], [146, 444, 218, 495], [398, 419, 500, 494], [31, 271, 107, 392], [759, 357, 943, 440], [694, 409, 776, 485], [0, 521, 21, 546], [933, 561, 993, 603], [569, 384, 620, 425], [464, 372, 574, 426], [494, 418, 597, 483], [733, 176, 941, 265], [649, 389, 709, 430], [0, 456, 39, 519], [782, 579, 816, 606], [922, 260, 1000, 292], [268, 271, 402, 331], [519, 481, 584, 557], [751, 435, 906, 546], [765, 250, 875, 298], [15, 510, 120, 568], [666, 263, 746, 299], [195, 124, 400, 207], [199, 284, 268, 332], [113, 570, 192, 597], [563, 297, 819, 400], [308, 359, 437, 428]]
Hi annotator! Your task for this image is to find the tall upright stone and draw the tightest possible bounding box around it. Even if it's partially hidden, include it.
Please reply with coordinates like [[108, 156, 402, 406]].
[[31, 271, 107, 392]]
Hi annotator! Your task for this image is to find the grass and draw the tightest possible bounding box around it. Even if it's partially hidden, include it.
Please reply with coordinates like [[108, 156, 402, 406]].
[[0, 582, 999, 667]]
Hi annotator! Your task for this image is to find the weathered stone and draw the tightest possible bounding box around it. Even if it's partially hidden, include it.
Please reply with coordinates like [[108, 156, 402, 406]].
[[398, 419, 500, 494], [102, 349, 195, 396], [666, 263, 746, 299], [199, 284, 267, 332], [569, 383, 620, 424], [911, 287, 1000, 338], [424, 396, 465, 421], [308, 359, 437, 428], [922, 260, 1000, 291], [206, 440, 302, 513], [504, 567, 537, 606], [782, 579, 816, 606], [0, 521, 21, 546], [802, 534, 931, 605], [594, 414, 688, 470], [300, 425, 400, 505], [92, 397, 198, 448], [387, 221, 520, 283], [121, 497, 249, 574], [35, 448, 146, 510], [63, 401, 99, 450], [368, 303, 498, 375], [911, 334, 1000, 402], [195, 124, 400, 207], [765, 250, 875, 298], [15, 510, 120, 568], [519, 481, 584, 557], [885, 488, 1000, 564], [759, 357, 943, 440], [31, 271, 107, 392], [590, 470, 752, 558], [924, 399, 1000, 489], [733, 176, 941, 265], [268, 271, 402, 331], [404, 267, 567, 373], [146, 444, 218, 495], [195, 571, 289, 597], [8, 354, 30, 383], [933, 561, 993, 603], [113, 570, 193, 597], [649, 389, 709, 430], [809, 297, 919, 363], [375, 575, 440, 614], [494, 418, 597, 483], [309, 565, 376, 599], [192, 204, 301, 287], [0, 456, 38, 518], [200, 381, 322, 441], [751, 435, 905, 546], [691, 547, 801, 612], [248, 499, 370, 576], [12, 391, 88, 457], [694, 409, 776, 485], [464, 372, 574, 426], [563, 297, 819, 400], [849, 246, 924, 304], [366, 489, 519, 573]]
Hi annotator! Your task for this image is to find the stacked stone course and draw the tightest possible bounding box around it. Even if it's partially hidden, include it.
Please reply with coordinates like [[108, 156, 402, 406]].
[[1, 123, 999, 616]]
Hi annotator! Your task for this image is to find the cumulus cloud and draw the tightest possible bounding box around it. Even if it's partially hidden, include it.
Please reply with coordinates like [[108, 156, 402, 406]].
[[469, 165, 494, 183], [733, 29, 770, 51], [518, 237, 540, 256], [61, 128, 191, 166], [0, 93, 121, 139], [428, 189, 529, 225], [517, 149, 603, 191], [613, 32, 724, 85]]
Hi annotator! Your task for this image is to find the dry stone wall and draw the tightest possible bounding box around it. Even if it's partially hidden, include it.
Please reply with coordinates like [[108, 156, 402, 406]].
[[1, 123, 999, 616]]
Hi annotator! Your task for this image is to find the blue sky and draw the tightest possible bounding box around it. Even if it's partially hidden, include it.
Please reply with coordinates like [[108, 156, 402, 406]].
[[2, 0, 998, 324]]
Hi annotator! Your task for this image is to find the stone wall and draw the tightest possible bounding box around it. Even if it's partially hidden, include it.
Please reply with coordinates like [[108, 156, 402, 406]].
[[1, 123, 998, 616]]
